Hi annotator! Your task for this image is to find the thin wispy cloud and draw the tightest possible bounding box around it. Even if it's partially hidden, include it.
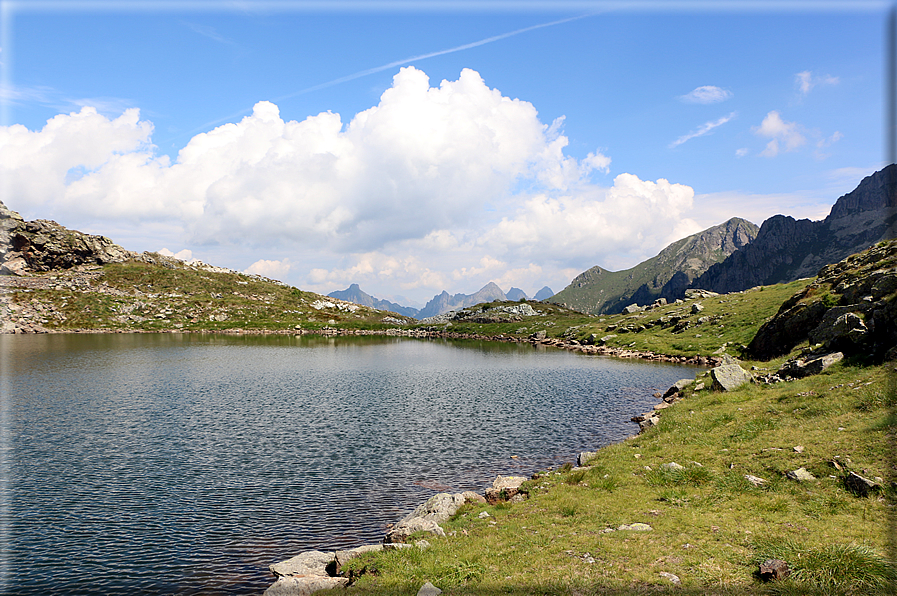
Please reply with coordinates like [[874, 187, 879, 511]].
[[669, 112, 736, 148], [175, 13, 592, 141], [795, 70, 839, 96], [184, 22, 233, 45], [678, 85, 732, 104]]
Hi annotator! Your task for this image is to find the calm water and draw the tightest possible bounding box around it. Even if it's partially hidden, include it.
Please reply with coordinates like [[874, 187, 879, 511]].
[[0, 333, 702, 595]]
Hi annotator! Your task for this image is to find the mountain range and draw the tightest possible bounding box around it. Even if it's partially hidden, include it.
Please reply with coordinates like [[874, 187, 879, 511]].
[[548, 217, 758, 314], [328, 283, 556, 319], [548, 165, 897, 314]]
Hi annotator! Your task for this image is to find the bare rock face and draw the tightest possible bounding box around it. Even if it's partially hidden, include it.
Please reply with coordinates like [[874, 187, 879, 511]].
[[776, 352, 844, 379], [696, 164, 897, 295], [0, 200, 133, 275], [749, 239, 897, 361]]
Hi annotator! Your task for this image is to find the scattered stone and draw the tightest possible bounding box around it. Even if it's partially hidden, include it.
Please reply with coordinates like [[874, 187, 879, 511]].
[[786, 468, 816, 482], [485, 475, 528, 504], [844, 471, 881, 497], [793, 445, 804, 453], [744, 474, 769, 487], [478, 511, 491, 519], [416, 581, 442, 596], [415, 540, 431, 549], [659, 571, 681, 585], [623, 304, 644, 314], [617, 523, 652, 531], [661, 462, 684, 471], [581, 552, 596, 564], [758, 559, 791, 582], [663, 378, 694, 399], [577, 451, 599, 467], [710, 364, 753, 392], [691, 303, 704, 314], [694, 382, 705, 391]]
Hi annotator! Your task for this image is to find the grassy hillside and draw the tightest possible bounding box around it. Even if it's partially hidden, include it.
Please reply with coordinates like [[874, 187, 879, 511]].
[[2, 254, 415, 333]]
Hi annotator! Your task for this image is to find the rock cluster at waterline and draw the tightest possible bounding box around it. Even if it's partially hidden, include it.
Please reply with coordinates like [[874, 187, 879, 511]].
[[264, 485, 504, 596]]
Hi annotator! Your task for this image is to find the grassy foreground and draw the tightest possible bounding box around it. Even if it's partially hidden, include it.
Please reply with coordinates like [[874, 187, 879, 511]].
[[334, 355, 895, 595]]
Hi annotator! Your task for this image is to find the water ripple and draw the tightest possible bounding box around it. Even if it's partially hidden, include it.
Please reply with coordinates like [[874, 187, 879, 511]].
[[2, 334, 702, 595]]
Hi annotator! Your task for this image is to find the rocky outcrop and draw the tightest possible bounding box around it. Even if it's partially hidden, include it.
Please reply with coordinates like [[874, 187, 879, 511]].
[[748, 239, 897, 360], [0, 201, 133, 275], [549, 217, 758, 314], [694, 164, 897, 294]]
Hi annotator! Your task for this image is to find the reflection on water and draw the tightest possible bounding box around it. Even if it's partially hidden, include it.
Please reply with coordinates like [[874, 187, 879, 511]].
[[1, 333, 702, 595]]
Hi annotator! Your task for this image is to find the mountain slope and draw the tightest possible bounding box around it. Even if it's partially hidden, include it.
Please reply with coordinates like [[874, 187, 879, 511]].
[[328, 284, 420, 318], [693, 164, 897, 292], [417, 282, 508, 319], [548, 217, 758, 314]]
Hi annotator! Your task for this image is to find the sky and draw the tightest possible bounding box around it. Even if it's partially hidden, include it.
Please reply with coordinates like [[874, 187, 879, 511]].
[[0, 1, 890, 306]]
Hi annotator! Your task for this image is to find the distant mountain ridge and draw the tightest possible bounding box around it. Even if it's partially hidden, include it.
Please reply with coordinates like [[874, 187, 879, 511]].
[[548, 217, 759, 314], [328, 284, 420, 318], [417, 281, 508, 319], [692, 164, 897, 293]]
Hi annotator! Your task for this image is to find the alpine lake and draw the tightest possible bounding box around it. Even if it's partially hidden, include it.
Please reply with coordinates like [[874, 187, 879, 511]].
[[1, 332, 705, 595]]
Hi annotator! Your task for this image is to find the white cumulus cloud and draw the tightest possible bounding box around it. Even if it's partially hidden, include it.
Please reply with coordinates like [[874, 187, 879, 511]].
[[245, 258, 292, 279], [1, 66, 713, 302], [754, 111, 806, 157]]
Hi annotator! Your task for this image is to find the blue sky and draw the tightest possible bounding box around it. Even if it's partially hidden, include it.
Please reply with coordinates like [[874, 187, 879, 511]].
[[0, 1, 890, 305]]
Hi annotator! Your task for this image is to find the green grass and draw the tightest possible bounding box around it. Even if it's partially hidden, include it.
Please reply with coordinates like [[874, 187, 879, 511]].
[[335, 359, 894, 595]]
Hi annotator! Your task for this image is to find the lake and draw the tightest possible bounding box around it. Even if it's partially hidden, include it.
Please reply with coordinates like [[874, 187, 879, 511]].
[[1, 333, 702, 595]]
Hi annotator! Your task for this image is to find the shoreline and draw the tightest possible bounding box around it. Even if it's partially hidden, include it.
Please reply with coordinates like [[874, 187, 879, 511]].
[[3, 325, 721, 368]]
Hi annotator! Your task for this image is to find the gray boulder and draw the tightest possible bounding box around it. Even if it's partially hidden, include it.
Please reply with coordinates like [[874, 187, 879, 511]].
[[269, 550, 334, 578], [578, 451, 599, 467], [710, 364, 753, 391], [400, 493, 466, 524], [417, 582, 443, 596], [384, 517, 446, 543], [623, 304, 644, 314]]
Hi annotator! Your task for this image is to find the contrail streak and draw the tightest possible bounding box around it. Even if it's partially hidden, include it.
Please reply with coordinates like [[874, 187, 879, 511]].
[[173, 13, 592, 143]]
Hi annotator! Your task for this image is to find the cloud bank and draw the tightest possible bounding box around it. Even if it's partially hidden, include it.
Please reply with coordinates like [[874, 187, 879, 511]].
[[2, 67, 704, 300]]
